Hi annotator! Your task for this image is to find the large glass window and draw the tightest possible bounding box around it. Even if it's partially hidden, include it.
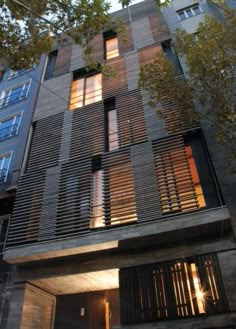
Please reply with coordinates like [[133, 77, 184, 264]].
[[70, 73, 102, 110], [0, 153, 11, 183], [120, 254, 228, 324], [8, 64, 36, 80], [105, 98, 119, 152], [0, 114, 21, 140], [0, 81, 30, 108]]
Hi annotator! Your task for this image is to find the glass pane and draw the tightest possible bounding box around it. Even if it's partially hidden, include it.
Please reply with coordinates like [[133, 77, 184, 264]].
[[192, 5, 201, 15], [90, 170, 104, 228], [108, 109, 119, 151], [85, 73, 102, 105], [106, 37, 119, 59], [178, 11, 186, 20], [186, 9, 193, 17], [70, 78, 84, 110], [186, 146, 206, 208], [3, 156, 11, 170]]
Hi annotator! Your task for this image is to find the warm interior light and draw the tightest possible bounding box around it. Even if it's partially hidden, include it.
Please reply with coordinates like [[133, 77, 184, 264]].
[[191, 263, 206, 314]]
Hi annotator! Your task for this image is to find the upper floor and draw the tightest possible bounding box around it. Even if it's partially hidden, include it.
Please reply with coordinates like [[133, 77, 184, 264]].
[[3, 0, 235, 263]]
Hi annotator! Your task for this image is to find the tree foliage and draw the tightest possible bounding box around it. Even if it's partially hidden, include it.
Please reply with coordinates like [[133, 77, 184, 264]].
[[139, 5, 236, 165], [0, 0, 116, 70]]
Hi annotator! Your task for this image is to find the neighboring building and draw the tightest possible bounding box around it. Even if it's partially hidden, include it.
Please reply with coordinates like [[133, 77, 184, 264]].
[[0, 61, 45, 327], [2, 1, 236, 329]]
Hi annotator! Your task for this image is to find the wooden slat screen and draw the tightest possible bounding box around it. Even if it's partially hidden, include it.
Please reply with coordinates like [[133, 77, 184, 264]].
[[120, 254, 228, 325], [103, 149, 137, 226], [152, 135, 204, 215], [116, 90, 147, 147]]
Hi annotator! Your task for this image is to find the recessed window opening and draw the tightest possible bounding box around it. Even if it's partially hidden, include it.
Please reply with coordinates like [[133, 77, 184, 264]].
[[70, 72, 102, 110], [104, 30, 119, 60]]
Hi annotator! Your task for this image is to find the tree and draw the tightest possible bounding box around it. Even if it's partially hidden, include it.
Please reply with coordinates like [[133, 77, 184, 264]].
[[0, 0, 127, 70], [139, 5, 236, 166]]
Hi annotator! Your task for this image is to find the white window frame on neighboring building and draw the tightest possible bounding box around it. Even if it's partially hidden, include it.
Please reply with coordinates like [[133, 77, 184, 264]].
[[0, 80, 31, 108], [8, 64, 36, 80], [0, 152, 12, 183], [177, 4, 203, 21], [0, 112, 22, 140]]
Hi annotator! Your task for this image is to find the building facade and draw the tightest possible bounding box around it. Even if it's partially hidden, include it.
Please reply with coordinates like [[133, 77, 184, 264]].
[[0, 59, 46, 327], [2, 1, 236, 328]]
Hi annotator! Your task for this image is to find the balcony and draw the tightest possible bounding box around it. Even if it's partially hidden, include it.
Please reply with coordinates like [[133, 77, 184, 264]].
[[0, 124, 18, 140]]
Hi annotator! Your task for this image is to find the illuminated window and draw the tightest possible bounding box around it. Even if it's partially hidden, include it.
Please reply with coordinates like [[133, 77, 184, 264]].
[[70, 73, 102, 110], [105, 98, 119, 151], [120, 254, 228, 324], [0, 81, 31, 108], [104, 31, 119, 60], [0, 153, 12, 183], [154, 139, 206, 214], [90, 156, 137, 228]]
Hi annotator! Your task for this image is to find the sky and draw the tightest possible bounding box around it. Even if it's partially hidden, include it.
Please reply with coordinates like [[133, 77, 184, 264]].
[[109, 0, 144, 12]]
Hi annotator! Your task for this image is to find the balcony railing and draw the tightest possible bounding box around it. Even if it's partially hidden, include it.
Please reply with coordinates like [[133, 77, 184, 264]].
[[0, 88, 29, 108], [0, 168, 7, 183], [0, 124, 18, 140]]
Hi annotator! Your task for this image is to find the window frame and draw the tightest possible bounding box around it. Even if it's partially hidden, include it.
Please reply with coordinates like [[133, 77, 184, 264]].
[[0, 112, 22, 140], [177, 4, 203, 21], [8, 64, 36, 80], [104, 30, 119, 60], [0, 152, 12, 183], [0, 80, 31, 108], [43, 50, 58, 81], [70, 72, 102, 110]]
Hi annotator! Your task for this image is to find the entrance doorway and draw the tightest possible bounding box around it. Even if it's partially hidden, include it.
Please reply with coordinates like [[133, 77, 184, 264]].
[[53, 289, 120, 329]]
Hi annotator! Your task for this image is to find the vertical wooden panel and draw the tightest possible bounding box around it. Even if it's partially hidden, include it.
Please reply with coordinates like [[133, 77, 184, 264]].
[[20, 285, 55, 329]]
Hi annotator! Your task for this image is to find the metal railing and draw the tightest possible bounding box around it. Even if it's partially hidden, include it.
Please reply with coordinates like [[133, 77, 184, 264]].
[[0, 124, 18, 140]]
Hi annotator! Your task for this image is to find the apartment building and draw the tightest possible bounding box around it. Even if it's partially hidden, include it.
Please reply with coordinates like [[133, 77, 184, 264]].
[[2, 0, 236, 328], [0, 60, 46, 327]]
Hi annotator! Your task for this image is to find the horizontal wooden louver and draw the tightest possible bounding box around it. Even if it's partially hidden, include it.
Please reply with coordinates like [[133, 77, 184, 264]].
[[116, 91, 147, 147], [102, 149, 137, 226], [6, 170, 46, 246], [27, 113, 64, 172], [153, 135, 200, 214]]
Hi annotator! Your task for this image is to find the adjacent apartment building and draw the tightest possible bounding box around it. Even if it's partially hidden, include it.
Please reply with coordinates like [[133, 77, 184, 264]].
[[0, 60, 45, 327], [1, 0, 236, 328]]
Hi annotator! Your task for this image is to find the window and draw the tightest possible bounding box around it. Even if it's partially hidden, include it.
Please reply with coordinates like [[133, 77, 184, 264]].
[[44, 50, 58, 80], [8, 65, 36, 80], [0, 114, 21, 140], [162, 41, 183, 75], [90, 155, 137, 228], [105, 98, 119, 151], [120, 254, 228, 324], [70, 72, 102, 110], [104, 31, 119, 60], [0, 153, 11, 183], [0, 81, 31, 108], [177, 4, 203, 21], [153, 136, 207, 215], [90, 156, 104, 229]]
